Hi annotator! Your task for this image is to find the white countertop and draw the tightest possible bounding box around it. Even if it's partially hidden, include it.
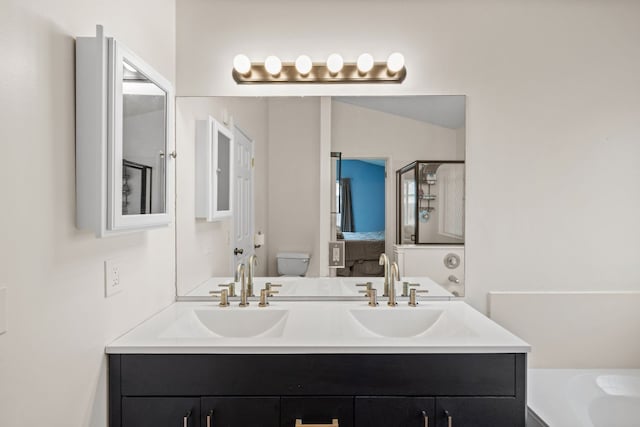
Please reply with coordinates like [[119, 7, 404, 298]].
[[106, 300, 530, 354], [183, 276, 454, 299]]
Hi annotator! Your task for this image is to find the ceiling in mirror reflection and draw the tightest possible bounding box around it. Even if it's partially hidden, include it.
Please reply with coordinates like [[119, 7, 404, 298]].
[[334, 95, 465, 129]]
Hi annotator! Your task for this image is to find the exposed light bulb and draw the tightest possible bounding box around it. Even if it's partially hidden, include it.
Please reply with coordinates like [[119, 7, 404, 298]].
[[264, 56, 282, 76], [386, 52, 405, 74], [295, 55, 313, 76], [233, 54, 251, 76], [326, 53, 344, 75], [356, 53, 374, 74]]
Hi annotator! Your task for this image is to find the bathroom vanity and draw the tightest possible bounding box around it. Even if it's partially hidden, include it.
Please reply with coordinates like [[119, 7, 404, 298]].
[[107, 301, 529, 427]]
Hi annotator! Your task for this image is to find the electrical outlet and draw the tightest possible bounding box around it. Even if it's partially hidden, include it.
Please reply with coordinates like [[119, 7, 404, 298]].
[[0, 287, 7, 335], [104, 259, 123, 297]]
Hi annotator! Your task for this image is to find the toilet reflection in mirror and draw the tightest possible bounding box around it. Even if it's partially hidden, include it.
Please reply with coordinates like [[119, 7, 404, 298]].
[[175, 96, 466, 298]]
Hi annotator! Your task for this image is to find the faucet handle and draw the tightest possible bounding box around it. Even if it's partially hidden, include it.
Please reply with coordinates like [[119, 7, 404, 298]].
[[209, 289, 230, 307], [357, 282, 373, 296], [258, 288, 278, 307], [408, 288, 429, 307], [218, 282, 236, 297], [402, 281, 420, 297], [366, 289, 378, 307], [265, 282, 282, 291]]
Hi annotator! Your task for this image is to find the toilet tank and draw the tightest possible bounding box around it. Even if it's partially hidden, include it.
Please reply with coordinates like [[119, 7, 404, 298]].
[[276, 252, 311, 276]]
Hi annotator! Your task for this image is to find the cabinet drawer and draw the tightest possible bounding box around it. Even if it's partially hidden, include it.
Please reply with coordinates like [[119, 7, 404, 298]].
[[201, 397, 279, 427], [355, 397, 435, 427], [119, 354, 517, 396], [435, 397, 524, 427], [122, 397, 200, 427], [281, 397, 353, 427]]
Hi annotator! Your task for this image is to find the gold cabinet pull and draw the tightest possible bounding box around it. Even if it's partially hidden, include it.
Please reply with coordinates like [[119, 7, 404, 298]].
[[444, 410, 452, 427], [295, 419, 339, 427], [421, 410, 428, 427], [206, 410, 213, 427], [183, 410, 191, 427]]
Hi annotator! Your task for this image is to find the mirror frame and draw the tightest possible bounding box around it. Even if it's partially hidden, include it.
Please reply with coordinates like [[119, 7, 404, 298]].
[[108, 39, 175, 232]]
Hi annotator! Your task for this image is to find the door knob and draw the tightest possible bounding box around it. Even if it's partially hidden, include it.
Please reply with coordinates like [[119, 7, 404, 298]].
[[234, 248, 244, 255]]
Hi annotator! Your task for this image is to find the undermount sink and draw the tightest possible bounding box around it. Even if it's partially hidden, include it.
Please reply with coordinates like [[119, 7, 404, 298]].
[[349, 308, 444, 338], [194, 309, 289, 338]]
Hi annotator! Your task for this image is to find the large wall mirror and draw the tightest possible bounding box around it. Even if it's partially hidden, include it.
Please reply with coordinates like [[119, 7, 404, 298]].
[[175, 96, 466, 299]]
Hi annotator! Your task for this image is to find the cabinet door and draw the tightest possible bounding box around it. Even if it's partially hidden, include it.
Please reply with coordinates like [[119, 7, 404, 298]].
[[201, 397, 279, 427], [435, 397, 523, 427], [355, 397, 435, 427], [122, 397, 200, 427], [281, 397, 353, 427], [195, 117, 234, 222]]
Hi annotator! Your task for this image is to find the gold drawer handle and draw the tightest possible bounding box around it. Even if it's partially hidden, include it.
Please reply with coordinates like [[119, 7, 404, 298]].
[[421, 410, 429, 427], [444, 410, 452, 427], [295, 419, 339, 427]]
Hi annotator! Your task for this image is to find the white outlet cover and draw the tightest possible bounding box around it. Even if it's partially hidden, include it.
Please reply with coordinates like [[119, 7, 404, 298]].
[[0, 287, 7, 335], [104, 259, 124, 297]]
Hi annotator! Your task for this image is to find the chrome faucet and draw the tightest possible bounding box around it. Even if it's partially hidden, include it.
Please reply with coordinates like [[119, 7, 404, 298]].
[[379, 253, 390, 296], [388, 261, 400, 306], [247, 254, 258, 297], [236, 263, 249, 307]]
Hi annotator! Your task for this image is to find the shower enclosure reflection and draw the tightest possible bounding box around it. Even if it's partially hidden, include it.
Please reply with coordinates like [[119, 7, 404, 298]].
[[397, 161, 465, 245]]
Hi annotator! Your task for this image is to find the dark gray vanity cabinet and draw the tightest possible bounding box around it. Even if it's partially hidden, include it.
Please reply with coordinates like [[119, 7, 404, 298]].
[[355, 397, 435, 427], [109, 353, 526, 427], [201, 397, 279, 427], [121, 397, 200, 427], [434, 397, 521, 427]]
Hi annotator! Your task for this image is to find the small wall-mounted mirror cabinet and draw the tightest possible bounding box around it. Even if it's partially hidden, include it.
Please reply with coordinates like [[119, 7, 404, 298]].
[[75, 25, 174, 237], [195, 117, 233, 221]]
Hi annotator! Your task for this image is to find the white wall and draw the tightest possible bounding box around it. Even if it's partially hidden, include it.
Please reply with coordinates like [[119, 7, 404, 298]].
[[490, 292, 640, 368], [266, 98, 321, 276], [0, 1, 176, 426], [332, 100, 462, 258], [176, 0, 640, 314]]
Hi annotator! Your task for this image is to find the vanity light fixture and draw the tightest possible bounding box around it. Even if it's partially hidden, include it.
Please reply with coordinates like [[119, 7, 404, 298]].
[[356, 53, 374, 75], [326, 53, 344, 75], [264, 55, 282, 76], [231, 52, 407, 84], [233, 54, 252, 76], [386, 52, 405, 75], [295, 55, 313, 76]]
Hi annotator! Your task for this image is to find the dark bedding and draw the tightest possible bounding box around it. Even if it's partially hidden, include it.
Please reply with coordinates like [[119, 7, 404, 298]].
[[336, 232, 385, 277]]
